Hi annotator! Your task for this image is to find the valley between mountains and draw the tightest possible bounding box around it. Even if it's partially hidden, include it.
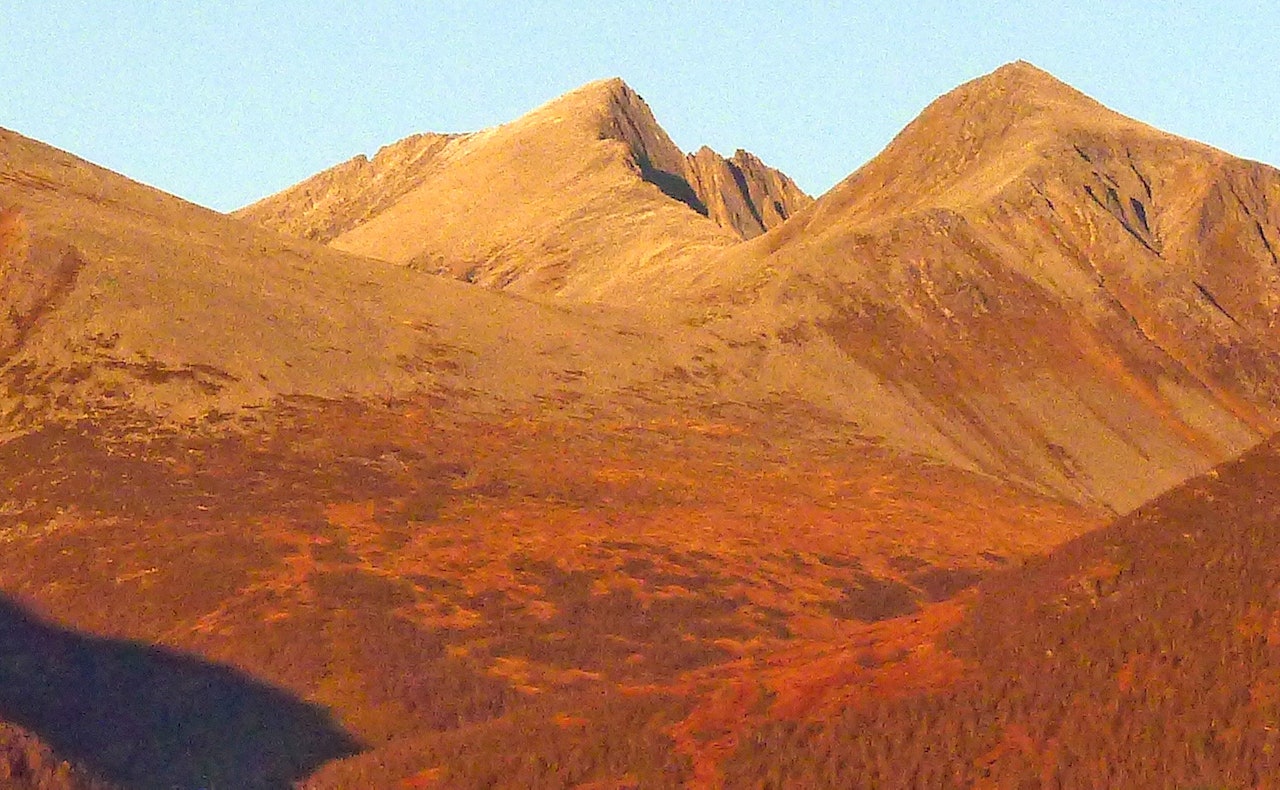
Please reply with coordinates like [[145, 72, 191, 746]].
[[2, 61, 1279, 787]]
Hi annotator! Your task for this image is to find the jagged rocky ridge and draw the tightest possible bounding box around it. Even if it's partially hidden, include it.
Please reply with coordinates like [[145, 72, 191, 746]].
[[235, 79, 811, 296]]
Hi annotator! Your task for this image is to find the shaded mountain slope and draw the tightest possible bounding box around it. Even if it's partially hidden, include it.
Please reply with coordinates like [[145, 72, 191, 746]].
[[235, 79, 811, 298], [725, 431, 1280, 787], [674, 62, 1280, 511], [0, 595, 359, 789]]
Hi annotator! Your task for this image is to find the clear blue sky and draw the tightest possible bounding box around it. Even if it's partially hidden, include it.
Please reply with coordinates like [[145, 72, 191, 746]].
[[2, 2, 1276, 211]]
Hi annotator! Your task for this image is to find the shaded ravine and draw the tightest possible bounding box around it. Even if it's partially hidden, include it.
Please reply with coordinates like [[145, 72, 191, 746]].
[[0, 594, 361, 789]]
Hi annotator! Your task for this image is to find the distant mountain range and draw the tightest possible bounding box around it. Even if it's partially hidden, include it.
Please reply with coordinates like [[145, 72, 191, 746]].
[[234, 62, 1280, 511], [235, 78, 810, 294]]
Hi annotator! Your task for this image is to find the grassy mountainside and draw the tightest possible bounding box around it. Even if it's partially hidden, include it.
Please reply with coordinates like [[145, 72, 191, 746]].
[[0, 394, 1096, 788], [3, 62, 1280, 787], [724, 433, 1280, 787], [677, 62, 1280, 511]]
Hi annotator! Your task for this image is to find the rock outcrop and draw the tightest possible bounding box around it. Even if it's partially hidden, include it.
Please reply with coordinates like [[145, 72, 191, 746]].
[[685, 146, 811, 238]]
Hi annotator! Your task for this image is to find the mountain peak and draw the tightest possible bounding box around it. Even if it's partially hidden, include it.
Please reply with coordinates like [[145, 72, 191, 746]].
[[527, 76, 639, 119], [948, 61, 1117, 126], [544, 76, 634, 110], [510, 76, 689, 179], [798, 61, 1153, 231], [988, 59, 1064, 83], [578, 75, 631, 95], [237, 75, 810, 293]]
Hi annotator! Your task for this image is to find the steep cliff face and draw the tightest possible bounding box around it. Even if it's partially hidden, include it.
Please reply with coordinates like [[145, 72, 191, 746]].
[[684, 146, 812, 239]]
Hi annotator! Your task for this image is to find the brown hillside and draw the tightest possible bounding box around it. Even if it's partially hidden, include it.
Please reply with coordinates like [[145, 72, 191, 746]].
[[674, 62, 1280, 511], [235, 79, 811, 298], [0, 119, 1102, 787], [0, 125, 716, 428], [725, 432, 1280, 787], [0, 393, 1097, 789]]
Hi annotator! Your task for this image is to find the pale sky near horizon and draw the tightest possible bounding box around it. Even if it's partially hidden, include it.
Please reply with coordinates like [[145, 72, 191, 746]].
[[2, 2, 1276, 212]]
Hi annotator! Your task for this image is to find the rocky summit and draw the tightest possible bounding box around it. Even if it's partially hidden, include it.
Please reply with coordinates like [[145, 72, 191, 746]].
[[236, 79, 811, 298]]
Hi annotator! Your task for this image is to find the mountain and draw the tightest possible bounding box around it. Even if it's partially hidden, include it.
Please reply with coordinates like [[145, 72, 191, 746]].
[[0, 119, 1098, 787], [235, 78, 812, 298], [671, 62, 1280, 511], [0, 124, 720, 429], [723, 432, 1280, 787], [228, 132, 463, 245], [239, 66, 1280, 513], [6, 62, 1280, 786], [684, 145, 811, 239]]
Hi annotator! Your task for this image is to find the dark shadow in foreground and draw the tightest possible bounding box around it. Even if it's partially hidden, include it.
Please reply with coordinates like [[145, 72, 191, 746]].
[[0, 594, 361, 789]]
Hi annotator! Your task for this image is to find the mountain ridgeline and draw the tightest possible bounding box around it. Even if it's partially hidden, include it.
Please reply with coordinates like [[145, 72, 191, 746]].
[[235, 79, 811, 296], [235, 65, 1280, 512]]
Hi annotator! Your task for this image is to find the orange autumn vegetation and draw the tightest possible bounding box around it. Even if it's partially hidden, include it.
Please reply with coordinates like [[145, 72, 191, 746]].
[[722, 437, 1280, 787], [0, 393, 1094, 787]]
